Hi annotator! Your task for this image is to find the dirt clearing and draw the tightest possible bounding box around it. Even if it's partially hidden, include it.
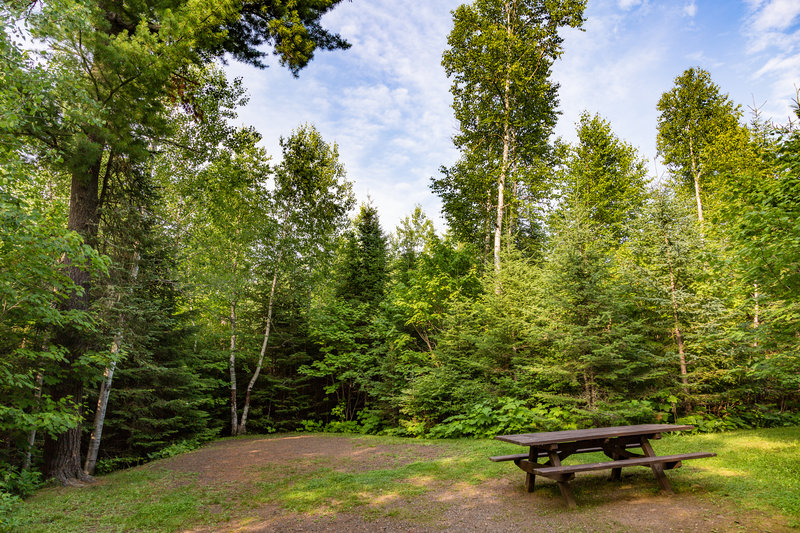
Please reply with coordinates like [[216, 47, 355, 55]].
[[152, 434, 791, 533]]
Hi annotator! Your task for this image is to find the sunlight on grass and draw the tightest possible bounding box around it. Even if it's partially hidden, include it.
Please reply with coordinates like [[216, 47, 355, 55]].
[[9, 427, 800, 532]]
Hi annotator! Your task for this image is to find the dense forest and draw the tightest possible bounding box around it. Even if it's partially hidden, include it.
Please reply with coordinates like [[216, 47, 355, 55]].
[[1, 0, 798, 507]]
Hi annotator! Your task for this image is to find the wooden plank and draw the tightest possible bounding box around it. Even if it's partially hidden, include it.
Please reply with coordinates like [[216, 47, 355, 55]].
[[489, 453, 529, 462], [529, 452, 715, 478], [489, 441, 642, 462], [495, 424, 694, 447]]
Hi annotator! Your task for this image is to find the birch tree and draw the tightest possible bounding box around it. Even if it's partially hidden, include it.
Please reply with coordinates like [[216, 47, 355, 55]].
[[235, 124, 354, 435], [440, 0, 585, 278], [656, 67, 741, 227]]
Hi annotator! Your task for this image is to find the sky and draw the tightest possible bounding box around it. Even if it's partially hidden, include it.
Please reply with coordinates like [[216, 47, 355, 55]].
[[224, 0, 800, 234]]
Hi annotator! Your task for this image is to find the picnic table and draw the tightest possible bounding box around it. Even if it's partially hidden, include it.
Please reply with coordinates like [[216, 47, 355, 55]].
[[490, 423, 715, 507]]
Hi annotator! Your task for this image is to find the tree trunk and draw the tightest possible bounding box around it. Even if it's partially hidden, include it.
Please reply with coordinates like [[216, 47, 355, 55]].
[[83, 347, 117, 476], [753, 283, 759, 347], [688, 136, 704, 225], [24, 373, 44, 471], [494, 0, 513, 290], [84, 250, 139, 476], [238, 271, 278, 435], [229, 300, 239, 436], [666, 236, 689, 394], [43, 147, 103, 485]]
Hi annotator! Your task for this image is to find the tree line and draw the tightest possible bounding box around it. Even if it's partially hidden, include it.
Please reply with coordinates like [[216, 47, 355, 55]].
[[1, 0, 798, 509]]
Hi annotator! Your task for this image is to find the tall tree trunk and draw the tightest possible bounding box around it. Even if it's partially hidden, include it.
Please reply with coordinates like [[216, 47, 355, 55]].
[[229, 300, 239, 436], [238, 271, 278, 435], [24, 373, 44, 471], [666, 236, 689, 394], [753, 283, 760, 347], [84, 251, 139, 475], [494, 0, 513, 289], [43, 147, 103, 485], [688, 137, 704, 225]]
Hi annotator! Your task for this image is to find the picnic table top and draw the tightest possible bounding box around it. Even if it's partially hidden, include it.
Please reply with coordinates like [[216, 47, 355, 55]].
[[495, 423, 694, 447]]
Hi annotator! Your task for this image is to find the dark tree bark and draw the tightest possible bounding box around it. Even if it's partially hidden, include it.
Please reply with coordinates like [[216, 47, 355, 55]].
[[42, 147, 103, 484]]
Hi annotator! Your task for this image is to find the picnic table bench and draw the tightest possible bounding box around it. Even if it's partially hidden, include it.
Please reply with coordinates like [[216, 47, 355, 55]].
[[491, 424, 715, 507]]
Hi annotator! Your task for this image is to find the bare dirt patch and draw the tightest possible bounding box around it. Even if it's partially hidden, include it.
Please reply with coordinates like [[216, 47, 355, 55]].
[[160, 434, 792, 533], [155, 435, 445, 484]]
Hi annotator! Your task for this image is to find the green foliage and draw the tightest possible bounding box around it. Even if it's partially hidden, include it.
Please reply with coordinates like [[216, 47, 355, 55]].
[[338, 204, 389, 307], [656, 67, 742, 218], [427, 398, 580, 438], [437, 0, 586, 256], [559, 112, 648, 245]]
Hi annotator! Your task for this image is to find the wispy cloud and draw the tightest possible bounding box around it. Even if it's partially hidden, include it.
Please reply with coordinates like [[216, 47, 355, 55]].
[[751, 0, 800, 31], [224, 0, 798, 233], [617, 0, 643, 10], [742, 0, 800, 118], [227, 0, 462, 232]]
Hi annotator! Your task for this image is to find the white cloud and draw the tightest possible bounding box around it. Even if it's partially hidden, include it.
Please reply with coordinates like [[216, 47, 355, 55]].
[[742, 0, 800, 121], [751, 0, 800, 31], [223, 0, 798, 233], [617, 0, 643, 10]]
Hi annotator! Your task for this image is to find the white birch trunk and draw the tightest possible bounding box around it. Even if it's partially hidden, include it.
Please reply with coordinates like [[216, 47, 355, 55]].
[[666, 236, 689, 393], [753, 283, 760, 347], [229, 300, 239, 436], [494, 0, 513, 290], [238, 271, 278, 435], [688, 136, 704, 225], [24, 373, 44, 470], [83, 251, 139, 476], [83, 338, 119, 475]]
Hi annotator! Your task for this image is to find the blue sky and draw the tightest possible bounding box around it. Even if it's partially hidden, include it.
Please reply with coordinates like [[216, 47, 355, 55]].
[[225, 0, 800, 233]]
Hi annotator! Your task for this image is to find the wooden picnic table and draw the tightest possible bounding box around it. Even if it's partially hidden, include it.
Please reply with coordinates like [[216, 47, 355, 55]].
[[490, 424, 715, 507]]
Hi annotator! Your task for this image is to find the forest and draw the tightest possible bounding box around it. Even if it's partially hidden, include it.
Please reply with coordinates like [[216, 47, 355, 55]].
[[1, 0, 798, 509]]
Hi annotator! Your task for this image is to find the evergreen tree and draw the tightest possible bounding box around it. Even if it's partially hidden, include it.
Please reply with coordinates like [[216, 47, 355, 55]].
[[560, 112, 648, 246], [304, 204, 389, 422], [539, 209, 653, 414]]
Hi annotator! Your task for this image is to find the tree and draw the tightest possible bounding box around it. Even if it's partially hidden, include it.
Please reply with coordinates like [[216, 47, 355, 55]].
[[4, 0, 349, 483], [539, 209, 652, 412], [440, 0, 585, 276], [656, 67, 741, 226], [732, 109, 800, 402], [304, 204, 389, 422], [618, 191, 705, 403], [0, 20, 107, 480], [559, 112, 648, 246], [235, 124, 353, 436]]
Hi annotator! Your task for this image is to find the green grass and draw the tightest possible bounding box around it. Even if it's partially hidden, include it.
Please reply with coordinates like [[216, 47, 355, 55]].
[[656, 427, 800, 521], [7, 427, 800, 532], [7, 468, 237, 533]]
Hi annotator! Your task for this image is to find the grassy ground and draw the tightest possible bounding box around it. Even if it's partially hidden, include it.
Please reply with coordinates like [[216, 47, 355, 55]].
[[6, 426, 800, 532]]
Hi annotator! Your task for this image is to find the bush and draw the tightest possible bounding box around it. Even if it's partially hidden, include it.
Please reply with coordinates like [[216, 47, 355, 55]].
[[0, 466, 41, 499], [0, 491, 22, 533], [680, 404, 800, 433], [426, 398, 583, 438]]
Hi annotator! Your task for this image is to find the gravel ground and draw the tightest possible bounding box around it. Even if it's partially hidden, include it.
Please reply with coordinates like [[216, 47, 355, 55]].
[[158, 434, 792, 533]]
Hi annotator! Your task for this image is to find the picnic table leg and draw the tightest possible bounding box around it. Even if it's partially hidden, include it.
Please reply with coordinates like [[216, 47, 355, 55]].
[[609, 440, 622, 481], [525, 447, 535, 492], [547, 451, 577, 508], [640, 436, 673, 493]]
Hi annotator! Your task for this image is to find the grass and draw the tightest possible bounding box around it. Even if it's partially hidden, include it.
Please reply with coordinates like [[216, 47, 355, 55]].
[[6, 427, 800, 532]]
